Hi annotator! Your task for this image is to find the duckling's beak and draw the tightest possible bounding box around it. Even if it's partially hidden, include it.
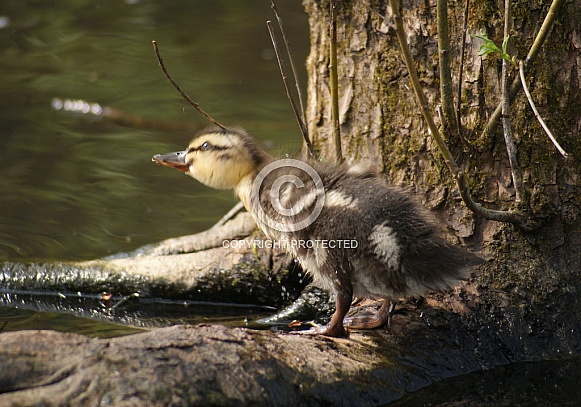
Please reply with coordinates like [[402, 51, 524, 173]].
[[152, 150, 189, 173]]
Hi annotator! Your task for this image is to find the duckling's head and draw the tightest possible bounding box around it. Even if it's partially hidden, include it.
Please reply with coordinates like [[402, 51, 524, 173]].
[[152, 127, 269, 190]]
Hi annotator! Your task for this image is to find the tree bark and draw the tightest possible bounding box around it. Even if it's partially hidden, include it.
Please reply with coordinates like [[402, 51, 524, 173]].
[[303, 0, 581, 358]]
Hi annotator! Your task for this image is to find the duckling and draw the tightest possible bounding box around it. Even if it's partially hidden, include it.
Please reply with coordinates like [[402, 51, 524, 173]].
[[153, 127, 483, 337]]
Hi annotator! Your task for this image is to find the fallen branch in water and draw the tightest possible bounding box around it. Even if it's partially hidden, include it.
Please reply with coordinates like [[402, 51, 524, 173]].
[[51, 97, 198, 131]]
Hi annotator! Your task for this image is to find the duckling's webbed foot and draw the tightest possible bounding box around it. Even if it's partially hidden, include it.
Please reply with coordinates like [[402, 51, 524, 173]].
[[289, 288, 351, 337], [317, 289, 351, 337], [343, 300, 397, 330]]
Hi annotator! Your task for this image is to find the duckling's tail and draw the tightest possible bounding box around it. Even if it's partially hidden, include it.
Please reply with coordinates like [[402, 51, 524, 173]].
[[405, 239, 484, 293]]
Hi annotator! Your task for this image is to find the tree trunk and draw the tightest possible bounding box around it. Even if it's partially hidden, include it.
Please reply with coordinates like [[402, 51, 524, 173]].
[[303, 0, 581, 358]]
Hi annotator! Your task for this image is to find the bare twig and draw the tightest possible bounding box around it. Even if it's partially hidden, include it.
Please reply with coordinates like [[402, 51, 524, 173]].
[[152, 41, 228, 131], [266, 21, 315, 158], [500, 0, 525, 204], [482, 0, 565, 138], [111, 293, 140, 310], [524, 0, 565, 67], [329, 0, 343, 163], [455, 0, 471, 146], [519, 61, 568, 158], [387, 0, 460, 175], [387, 0, 523, 225], [212, 201, 245, 229], [270, 0, 307, 127], [456, 172, 524, 223], [436, 0, 459, 138]]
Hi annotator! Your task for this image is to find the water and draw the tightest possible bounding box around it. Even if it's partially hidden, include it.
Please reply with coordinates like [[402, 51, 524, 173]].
[[0, 289, 277, 338], [0, 0, 307, 262], [389, 355, 581, 406], [0, 0, 307, 337]]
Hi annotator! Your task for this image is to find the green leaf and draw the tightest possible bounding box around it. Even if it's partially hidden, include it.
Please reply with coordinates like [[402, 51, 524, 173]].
[[502, 35, 510, 54], [473, 31, 516, 66]]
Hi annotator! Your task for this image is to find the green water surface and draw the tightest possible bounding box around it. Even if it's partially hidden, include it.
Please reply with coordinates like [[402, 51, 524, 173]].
[[0, 0, 307, 263], [0, 0, 308, 339]]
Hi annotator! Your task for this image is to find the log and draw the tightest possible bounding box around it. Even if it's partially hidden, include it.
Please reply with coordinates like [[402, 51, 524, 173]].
[[0, 319, 490, 406], [1, 213, 302, 309]]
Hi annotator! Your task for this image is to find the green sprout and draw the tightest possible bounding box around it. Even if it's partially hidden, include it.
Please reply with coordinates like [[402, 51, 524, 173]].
[[474, 31, 517, 66]]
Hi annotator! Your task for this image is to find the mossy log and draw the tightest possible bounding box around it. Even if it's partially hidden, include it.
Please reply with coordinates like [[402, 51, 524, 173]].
[[1, 213, 302, 309]]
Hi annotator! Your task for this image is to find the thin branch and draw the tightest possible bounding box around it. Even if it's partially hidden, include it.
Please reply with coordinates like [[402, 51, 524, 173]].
[[387, 0, 523, 225], [387, 0, 460, 175], [266, 21, 315, 158], [455, 0, 471, 146], [482, 0, 565, 138], [500, 0, 525, 204], [456, 172, 524, 223], [270, 0, 307, 128], [436, 0, 459, 138], [524, 0, 565, 67], [212, 201, 245, 229], [330, 0, 343, 163], [151, 41, 228, 131], [518, 61, 568, 159], [111, 293, 140, 310]]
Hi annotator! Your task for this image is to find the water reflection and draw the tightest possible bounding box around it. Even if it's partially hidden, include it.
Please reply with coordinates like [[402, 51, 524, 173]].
[[0, 0, 307, 261], [0, 288, 276, 334]]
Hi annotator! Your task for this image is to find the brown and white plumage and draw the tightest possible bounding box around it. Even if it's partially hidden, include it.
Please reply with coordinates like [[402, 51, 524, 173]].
[[153, 127, 482, 337]]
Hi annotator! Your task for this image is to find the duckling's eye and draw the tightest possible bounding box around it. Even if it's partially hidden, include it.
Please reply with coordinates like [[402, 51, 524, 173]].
[[200, 141, 210, 151]]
